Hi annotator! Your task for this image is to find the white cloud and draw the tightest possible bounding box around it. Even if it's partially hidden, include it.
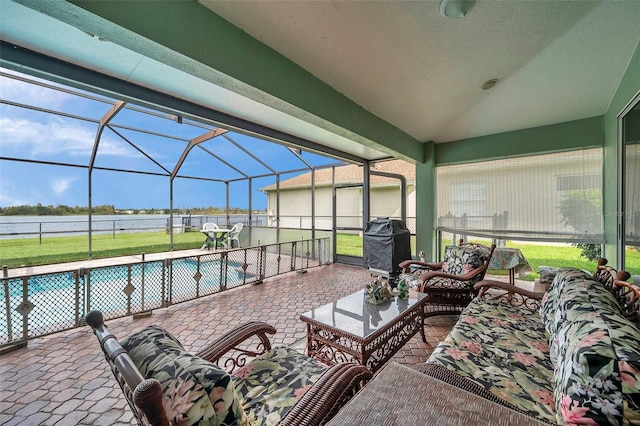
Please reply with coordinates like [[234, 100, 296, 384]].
[[0, 70, 73, 106], [50, 177, 78, 196], [0, 116, 135, 157]]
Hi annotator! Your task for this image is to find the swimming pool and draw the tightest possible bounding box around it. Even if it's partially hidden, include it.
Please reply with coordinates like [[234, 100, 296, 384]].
[[1, 257, 253, 344]]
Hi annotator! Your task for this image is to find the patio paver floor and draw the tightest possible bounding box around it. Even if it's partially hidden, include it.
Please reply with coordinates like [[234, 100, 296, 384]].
[[0, 263, 457, 425]]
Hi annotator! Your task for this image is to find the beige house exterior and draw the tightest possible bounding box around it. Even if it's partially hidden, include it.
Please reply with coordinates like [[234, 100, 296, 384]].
[[260, 160, 416, 231], [262, 149, 607, 240]]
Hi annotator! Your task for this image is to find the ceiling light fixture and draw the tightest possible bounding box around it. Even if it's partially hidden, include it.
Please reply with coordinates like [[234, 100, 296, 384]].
[[440, 0, 476, 19], [481, 79, 499, 90]]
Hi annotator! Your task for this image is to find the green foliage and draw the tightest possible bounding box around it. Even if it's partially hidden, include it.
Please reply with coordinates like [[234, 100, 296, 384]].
[[0, 203, 117, 216], [557, 189, 602, 261], [572, 242, 602, 262], [0, 204, 263, 216], [558, 189, 601, 231]]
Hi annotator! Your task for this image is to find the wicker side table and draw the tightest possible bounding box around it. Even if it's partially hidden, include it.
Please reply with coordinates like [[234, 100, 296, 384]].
[[327, 362, 547, 425]]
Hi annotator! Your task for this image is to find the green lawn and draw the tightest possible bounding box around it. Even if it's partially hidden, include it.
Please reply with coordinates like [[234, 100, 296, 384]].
[[0, 232, 204, 268], [2, 232, 639, 279], [338, 234, 640, 280]]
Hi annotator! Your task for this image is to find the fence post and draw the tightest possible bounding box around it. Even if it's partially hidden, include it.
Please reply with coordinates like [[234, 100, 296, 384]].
[[80, 268, 89, 315], [220, 252, 228, 292], [290, 241, 297, 272], [195, 256, 201, 297], [20, 277, 29, 344], [3, 278, 12, 342], [126, 264, 132, 315], [141, 253, 146, 311], [75, 269, 80, 326], [258, 241, 266, 282], [161, 259, 168, 307]]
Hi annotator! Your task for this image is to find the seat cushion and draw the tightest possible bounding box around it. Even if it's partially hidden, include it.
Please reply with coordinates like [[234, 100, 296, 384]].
[[232, 346, 327, 425], [121, 325, 247, 426], [427, 298, 557, 424]]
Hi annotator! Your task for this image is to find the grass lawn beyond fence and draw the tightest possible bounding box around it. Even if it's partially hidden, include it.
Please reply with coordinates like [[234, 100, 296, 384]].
[[2, 232, 639, 279]]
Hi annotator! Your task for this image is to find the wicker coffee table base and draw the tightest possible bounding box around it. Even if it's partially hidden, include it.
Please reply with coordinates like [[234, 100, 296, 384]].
[[303, 296, 427, 373]]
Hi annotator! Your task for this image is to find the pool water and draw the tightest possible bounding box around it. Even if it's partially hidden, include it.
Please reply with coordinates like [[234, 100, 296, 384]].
[[1, 258, 250, 342]]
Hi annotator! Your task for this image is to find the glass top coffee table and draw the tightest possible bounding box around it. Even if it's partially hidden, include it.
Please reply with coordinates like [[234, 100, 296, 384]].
[[300, 289, 428, 372]]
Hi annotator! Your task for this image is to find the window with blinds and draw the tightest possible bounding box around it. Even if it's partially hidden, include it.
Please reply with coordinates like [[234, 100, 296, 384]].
[[436, 148, 603, 242]]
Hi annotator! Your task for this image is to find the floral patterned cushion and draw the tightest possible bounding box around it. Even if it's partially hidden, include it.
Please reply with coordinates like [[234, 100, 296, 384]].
[[121, 325, 247, 426], [540, 268, 592, 337], [427, 298, 558, 423], [552, 280, 640, 424], [542, 270, 623, 364], [232, 346, 327, 425], [553, 309, 640, 425], [441, 244, 490, 279]]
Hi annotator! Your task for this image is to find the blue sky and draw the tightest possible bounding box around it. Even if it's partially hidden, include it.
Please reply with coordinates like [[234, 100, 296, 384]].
[[0, 68, 338, 210]]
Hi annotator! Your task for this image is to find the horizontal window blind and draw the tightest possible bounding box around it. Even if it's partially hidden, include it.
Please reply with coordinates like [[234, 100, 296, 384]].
[[436, 148, 603, 242], [625, 142, 639, 246]]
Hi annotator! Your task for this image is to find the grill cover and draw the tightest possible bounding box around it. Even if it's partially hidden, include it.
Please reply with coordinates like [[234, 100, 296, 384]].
[[363, 218, 411, 275]]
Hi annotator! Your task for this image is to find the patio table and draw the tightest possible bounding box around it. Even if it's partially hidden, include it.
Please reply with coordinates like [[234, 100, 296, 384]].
[[488, 247, 532, 285], [300, 289, 428, 373], [200, 228, 231, 250], [326, 362, 546, 425]]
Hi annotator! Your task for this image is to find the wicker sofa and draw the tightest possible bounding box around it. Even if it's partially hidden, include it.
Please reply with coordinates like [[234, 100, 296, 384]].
[[422, 259, 640, 425], [85, 311, 372, 426]]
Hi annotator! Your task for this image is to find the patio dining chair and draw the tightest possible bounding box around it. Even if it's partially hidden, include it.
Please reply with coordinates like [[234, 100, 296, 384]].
[[398, 239, 496, 317], [200, 222, 221, 249], [85, 310, 371, 426], [223, 222, 243, 249]]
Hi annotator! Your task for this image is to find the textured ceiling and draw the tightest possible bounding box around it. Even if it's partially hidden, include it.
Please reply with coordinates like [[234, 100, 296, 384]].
[[1, 0, 639, 163], [200, 0, 640, 143]]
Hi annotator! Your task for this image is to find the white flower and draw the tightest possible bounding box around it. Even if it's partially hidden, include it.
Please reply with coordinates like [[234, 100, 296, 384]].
[[592, 398, 621, 416]]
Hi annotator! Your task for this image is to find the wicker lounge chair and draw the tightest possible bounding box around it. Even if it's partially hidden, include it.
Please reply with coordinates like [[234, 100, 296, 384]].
[[86, 310, 371, 426], [398, 239, 496, 317]]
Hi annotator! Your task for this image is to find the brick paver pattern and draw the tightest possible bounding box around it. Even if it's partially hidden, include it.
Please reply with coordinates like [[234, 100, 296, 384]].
[[0, 263, 457, 425]]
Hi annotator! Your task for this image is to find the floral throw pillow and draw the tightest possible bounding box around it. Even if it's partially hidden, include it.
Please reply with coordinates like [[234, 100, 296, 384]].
[[122, 325, 247, 426], [441, 244, 490, 277]]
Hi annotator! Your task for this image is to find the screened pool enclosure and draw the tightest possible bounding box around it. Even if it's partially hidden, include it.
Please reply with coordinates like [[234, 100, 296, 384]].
[[0, 68, 360, 256]]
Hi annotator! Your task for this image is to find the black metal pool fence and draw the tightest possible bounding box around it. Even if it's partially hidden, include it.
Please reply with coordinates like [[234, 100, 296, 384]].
[[0, 237, 329, 350]]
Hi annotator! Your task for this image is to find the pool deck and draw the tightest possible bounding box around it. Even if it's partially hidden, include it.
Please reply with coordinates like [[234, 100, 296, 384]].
[[0, 262, 459, 425], [4, 248, 224, 278]]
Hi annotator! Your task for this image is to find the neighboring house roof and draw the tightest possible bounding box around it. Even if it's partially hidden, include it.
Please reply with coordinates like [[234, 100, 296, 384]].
[[261, 159, 415, 191]]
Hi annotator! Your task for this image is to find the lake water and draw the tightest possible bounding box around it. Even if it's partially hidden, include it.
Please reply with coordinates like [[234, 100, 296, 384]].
[[0, 214, 266, 240]]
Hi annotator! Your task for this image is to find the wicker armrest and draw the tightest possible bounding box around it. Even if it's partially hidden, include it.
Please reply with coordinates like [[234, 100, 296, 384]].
[[422, 265, 486, 285], [279, 363, 372, 426], [474, 279, 544, 312], [399, 259, 443, 272], [195, 321, 276, 370], [474, 280, 544, 300]]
